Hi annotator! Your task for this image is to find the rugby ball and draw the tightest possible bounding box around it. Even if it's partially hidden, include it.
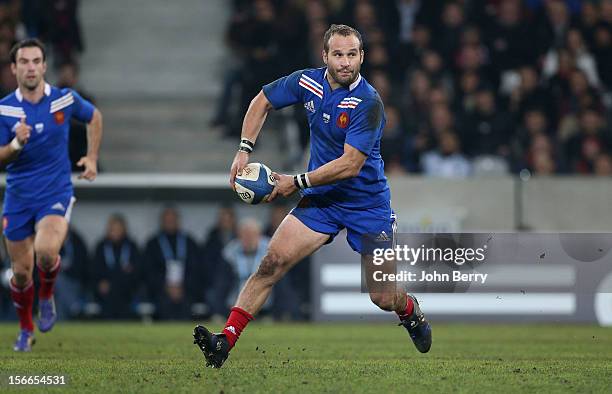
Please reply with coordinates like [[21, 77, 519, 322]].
[[235, 163, 276, 204]]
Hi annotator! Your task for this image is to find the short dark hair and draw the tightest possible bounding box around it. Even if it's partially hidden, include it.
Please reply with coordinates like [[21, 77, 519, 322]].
[[323, 24, 363, 53], [9, 38, 46, 64]]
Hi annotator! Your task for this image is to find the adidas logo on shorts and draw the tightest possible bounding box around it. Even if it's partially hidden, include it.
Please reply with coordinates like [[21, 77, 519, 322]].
[[51, 202, 65, 211], [375, 231, 390, 242]]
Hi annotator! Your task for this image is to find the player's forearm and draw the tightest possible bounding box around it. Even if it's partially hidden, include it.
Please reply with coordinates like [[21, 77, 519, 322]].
[[86, 109, 103, 160], [240, 91, 273, 144], [306, 156, 359, 187]]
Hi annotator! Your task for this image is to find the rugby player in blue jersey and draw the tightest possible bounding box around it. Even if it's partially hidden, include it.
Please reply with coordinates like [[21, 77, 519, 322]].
[[194, 25, 431, 368], [0, 39, 102, 351]]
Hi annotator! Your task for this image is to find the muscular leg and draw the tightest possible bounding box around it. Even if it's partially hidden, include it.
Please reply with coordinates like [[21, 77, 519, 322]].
[[34, 215, 68, 333], [34, 215, 68, 271], [6, 237, 35, 287], [364, 254, 408, 314], [235, 214, 330, 315], [210, 214, 330, 352], [6, 236, 36, 333], [365, 253, 431, 353]]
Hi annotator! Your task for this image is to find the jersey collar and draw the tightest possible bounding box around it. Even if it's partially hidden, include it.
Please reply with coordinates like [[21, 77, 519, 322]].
[[324, 69, 362, 91], [15, 83, 51, 102]]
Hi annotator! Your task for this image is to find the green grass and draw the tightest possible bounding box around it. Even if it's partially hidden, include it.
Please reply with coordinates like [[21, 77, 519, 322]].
[[0, 322, 610, 393]]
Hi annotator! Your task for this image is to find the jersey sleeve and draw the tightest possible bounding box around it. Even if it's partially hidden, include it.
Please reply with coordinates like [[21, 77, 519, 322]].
[[344, 98, 384, 155], [262, 69, 304, 110], [68, 89, 95, 123]]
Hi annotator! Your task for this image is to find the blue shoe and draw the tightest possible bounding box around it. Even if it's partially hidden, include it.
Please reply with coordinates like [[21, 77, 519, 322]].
[[399, 295, 432, 353], [37, 297, 57, 333], [13, 329, 35, 352]]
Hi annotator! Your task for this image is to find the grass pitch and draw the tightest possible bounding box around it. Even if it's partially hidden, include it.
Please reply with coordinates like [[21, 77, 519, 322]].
[[0, 321, 610, 393]]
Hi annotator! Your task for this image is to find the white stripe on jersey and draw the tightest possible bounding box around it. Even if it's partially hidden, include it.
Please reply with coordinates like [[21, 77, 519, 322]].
[[0, 105, 26, 118], [50, 97, 74, 113], [50, 92, 73, 107], [337, 96, 362, 109], [299, 78, 323, 99], [340, 97, 362, 104], [50, 93, 73, 108], [50, 93, 74, 113], [300, 74, 323, 90]]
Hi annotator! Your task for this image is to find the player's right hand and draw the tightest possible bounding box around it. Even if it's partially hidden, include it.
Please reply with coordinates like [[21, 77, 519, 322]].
[[15, 117, 31, 145], [229, 150, 249, 190]]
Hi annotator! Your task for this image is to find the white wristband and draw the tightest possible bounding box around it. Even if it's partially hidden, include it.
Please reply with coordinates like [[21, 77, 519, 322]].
[[10, 137, 23, 151]]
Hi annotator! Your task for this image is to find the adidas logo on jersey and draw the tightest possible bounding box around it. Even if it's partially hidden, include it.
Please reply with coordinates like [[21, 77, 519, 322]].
[[304, 100, 315, 113], [323, 113, 330, 123], [375, 231, 390, 242], [225, 326, 237, 335], [51, 202, 65, 211]]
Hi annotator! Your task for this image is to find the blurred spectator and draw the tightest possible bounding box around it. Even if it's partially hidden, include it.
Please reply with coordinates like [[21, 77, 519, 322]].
[[510, 66, 555, 123], [565, 108, 612, 173], [435, 1, 465, 61], [540, 0, 573, 51], [592, 23, 612, 90], [594, 153, 612, 175], [381, 105, 408, 174], [486, 0, 536, 78], [526, 133, 558, 175], [233, 0, 280, 137], [56, 60, 97, 172], [421, 131, 471, 177], [0, 60, 16, 96], [55, 227, 89, 319], [512, 108, 555, 171], [459, 87, 513, 158], [223, 218, 270, 312], [398, 23, 431, 75], [144, 207, 202, 320], [566, 68, 603, 114], [201, 205, 237, 317], [39, 0, 84, 67], [92, 214, 140, 319]]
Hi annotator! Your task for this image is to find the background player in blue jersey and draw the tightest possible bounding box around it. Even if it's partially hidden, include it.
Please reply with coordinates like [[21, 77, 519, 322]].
[[194, 25, 431, 368], [0, 39, 103, 352]]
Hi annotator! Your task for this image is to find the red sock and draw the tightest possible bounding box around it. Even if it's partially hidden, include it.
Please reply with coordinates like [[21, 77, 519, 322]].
[[38, 256, 61, 300], [10, 279, 34, 332], [222, 306, 254, 349], [397, 294, 414, 320]]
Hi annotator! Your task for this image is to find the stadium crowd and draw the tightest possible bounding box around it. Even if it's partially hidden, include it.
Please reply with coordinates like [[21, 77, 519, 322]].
[[0, 205, 311, 321], [212, 0, 612, 176]]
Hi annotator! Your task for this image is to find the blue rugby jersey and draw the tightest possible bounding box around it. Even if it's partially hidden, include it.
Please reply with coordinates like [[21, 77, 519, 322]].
[[0, 83, 95, 210], [263, 67, 390, 209]]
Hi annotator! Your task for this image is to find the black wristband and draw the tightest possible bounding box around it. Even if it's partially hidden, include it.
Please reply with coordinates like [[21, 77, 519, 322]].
[[294, 173, 312, 189], [239, 138, 254, 153]]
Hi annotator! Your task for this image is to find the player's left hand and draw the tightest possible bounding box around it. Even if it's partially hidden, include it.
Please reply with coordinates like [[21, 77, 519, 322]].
[[77, 156, 98, 181], [268, 172, 297, 202]]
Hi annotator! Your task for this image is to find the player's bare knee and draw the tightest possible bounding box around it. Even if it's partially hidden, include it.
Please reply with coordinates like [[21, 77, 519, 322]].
[[11, 268, 31, 286], [369, 292, 396, 311], [36, 250, 57, 271], [255, 251, 285, 284]]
